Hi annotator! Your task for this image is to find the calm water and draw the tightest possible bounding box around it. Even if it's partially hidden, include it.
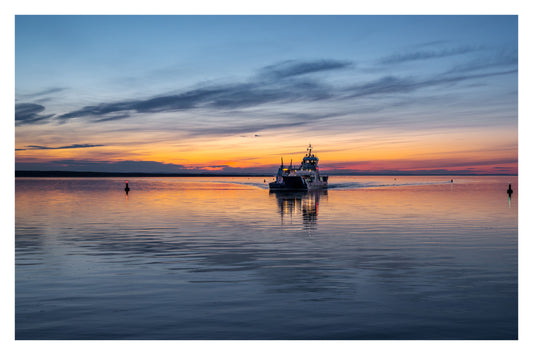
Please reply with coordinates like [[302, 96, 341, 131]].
[[15, 176, 518, 340]]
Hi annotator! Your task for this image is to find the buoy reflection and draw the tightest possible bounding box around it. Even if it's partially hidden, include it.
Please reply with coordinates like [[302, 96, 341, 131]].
[[507, 183, 513, 208]]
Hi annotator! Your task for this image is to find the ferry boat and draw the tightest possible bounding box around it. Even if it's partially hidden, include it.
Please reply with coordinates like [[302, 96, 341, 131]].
[[269, 145, 328, 191]]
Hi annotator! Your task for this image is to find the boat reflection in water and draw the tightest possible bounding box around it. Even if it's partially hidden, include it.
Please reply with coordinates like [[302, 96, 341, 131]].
[[270, 190, 328, 229]]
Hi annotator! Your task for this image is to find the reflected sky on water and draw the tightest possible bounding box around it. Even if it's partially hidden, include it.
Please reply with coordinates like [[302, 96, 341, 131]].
[[15, 176, 517, 339]]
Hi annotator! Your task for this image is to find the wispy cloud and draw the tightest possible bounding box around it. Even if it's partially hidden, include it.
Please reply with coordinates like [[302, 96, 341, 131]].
[[15, 103, 55, 125], [52, 59, 351, 121], [19, 143, 104, 151], [95, 114, 132, 122], [344, 69, 517, 99], [16, 87, 66, 100], [183, 119, 312, 137], [56, 82, 332, 121], [19, 54, 516, 130], [257, 59, 353, 80], [28, 87, 66, 97], [378, 45, 482, 65], [445, 48, 518, 74], [412, 40, 451, 48]]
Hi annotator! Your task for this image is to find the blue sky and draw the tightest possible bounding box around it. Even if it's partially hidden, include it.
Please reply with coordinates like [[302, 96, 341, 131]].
[[16, 16, 517, 100], [15, 15, 518, 174]]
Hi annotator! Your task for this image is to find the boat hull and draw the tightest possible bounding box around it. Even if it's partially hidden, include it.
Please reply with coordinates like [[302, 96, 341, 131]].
[[269, 175, 327, 191]]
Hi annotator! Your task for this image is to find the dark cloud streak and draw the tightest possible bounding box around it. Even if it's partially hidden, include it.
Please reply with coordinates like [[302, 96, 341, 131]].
[[15, 103, 55, 125], [378, 45, 482, 65], [345, 69, 517, 99], [95, 113, 132, 122], [445, 48, 518, 74], [34, 56, 516, 129], [184, 120, 311, 137], [258, 59, 353, 80], [17, 87, 66, 100], [24, 144, 104, 150], [55, 59, 349, 121], [29, 87, 66, 97]]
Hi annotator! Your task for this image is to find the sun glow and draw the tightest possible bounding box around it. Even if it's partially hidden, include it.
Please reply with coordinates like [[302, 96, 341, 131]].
[[15, 122, 517, 174]]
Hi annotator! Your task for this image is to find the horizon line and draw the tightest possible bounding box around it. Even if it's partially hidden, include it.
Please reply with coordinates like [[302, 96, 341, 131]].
[[15, 170, 518, 178]]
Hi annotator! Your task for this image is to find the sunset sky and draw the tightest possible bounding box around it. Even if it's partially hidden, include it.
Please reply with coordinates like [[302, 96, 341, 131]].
[[15, 15, 518, 174]]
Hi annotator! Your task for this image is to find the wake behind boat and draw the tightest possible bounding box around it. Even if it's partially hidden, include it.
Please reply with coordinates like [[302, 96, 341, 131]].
[[269, 145, 328, 191]]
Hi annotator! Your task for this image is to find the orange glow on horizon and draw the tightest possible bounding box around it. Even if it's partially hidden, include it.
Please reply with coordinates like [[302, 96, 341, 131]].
[[15, 120, 517, 174]]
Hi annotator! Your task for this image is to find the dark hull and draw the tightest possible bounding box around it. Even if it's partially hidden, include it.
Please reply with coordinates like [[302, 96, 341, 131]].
[[269, 176, 308, 191]]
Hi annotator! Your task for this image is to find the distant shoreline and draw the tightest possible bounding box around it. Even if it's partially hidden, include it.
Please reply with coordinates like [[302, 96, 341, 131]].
[[15, 170, 517, 178]]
